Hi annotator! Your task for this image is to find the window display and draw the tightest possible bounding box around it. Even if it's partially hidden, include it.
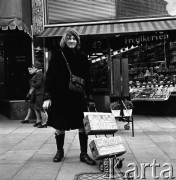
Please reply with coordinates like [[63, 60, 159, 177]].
[[90, 58, 109, 94], [128, 41, 176, 101]]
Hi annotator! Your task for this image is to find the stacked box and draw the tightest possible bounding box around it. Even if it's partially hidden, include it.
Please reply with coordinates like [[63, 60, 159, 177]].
[[83, 112, 118, 135], [89, 136, 126, 160]]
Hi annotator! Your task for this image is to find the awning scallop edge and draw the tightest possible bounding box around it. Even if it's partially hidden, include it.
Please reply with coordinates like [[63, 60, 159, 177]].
[[0, 18, 32, 37]]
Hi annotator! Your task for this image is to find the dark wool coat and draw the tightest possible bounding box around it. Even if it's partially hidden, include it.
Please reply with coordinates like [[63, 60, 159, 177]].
[[30, 71, 45, 95], [44, 47, 93, 130], [30, 71, 45, 110]]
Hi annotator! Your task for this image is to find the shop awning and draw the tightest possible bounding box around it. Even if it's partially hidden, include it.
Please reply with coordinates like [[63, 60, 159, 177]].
[[0, 0, 32, 37], [40, 18, 176, 38]]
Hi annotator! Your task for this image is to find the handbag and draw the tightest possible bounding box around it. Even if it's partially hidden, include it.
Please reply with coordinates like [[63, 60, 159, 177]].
[[69, 74, 85, 94], [61, 50, 85, 94]]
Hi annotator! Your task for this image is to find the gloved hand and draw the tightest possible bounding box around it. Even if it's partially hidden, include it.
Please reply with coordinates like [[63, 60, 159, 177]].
[[25, 93, 31, 102], [43, 99, 52, 110]]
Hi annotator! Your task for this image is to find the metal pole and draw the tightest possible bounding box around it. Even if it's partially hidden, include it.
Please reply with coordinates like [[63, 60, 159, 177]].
[[164, 35, 167, 68], [31, 25, 34, 65], [119, 49, 123, 98], [108, 38, 114, 95], [43, 38, 48, 76], [42, 0, 48, 25]]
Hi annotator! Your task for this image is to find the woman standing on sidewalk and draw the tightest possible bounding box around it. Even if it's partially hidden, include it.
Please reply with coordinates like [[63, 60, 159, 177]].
[[43, 28, 96, 165]]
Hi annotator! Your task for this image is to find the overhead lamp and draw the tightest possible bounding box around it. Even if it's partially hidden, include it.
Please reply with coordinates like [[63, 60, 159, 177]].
[[45, 51, 48, 59], [90, 56, 97, 58], [113, 51, 118, 55], [95, 53, 103, 56], [35, 46, 42, 51], [101, 56, 106, 60]]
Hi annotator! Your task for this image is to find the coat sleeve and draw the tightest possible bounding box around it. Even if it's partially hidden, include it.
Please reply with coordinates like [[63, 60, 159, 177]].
[[43, 53, 56, 100], [31, 72, 44, 89]]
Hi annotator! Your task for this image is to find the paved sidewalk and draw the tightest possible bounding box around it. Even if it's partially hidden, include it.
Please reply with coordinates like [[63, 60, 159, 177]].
[[0, 114, 176, 180]]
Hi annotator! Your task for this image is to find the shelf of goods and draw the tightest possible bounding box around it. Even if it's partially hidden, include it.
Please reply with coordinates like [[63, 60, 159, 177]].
[[130, 85, 174, 101]]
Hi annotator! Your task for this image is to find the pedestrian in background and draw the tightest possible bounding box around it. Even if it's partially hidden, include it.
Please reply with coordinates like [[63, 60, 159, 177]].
[[21, 66, 35, 123], [42, 28, 96, 165], [21, 61, 46, 128]]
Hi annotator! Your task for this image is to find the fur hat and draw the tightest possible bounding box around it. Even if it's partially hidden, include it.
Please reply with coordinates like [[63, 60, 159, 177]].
[[60, 28, 80, 49], [33, 61, 43, 69]]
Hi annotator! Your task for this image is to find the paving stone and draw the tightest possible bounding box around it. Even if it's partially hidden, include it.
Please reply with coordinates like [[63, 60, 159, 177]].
[[55, 162, 99, 180], [0, 115, 176, 180], [0, 163, 22, 180], [12, 162, 61, 180], [148, 135, 176, 143], [132, 148, 170, 163], [156, 123, 176, 129], [0, 150, 35, 164], [29, 154, 56, 163]]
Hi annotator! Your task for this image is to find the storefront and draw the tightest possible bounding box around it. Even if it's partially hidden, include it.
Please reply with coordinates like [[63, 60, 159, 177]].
[[40, 0, 176, 115], [0, 0, 33, 119]]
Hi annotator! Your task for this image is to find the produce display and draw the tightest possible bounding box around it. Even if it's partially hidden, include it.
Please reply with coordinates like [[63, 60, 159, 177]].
[[127, 41, 176, 102], [130, 85, 174, 101]]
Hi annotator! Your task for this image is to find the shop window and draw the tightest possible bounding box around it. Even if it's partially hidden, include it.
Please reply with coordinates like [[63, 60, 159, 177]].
[[128, 40, 176, 101], [89, 53, 109, 94]]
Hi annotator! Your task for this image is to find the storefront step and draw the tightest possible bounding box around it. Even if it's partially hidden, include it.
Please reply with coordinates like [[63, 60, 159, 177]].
[[0, 100, 29, 120]]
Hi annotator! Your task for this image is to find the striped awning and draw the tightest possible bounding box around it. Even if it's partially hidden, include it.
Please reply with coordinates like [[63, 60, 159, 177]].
[[40, 19, 176, 38]]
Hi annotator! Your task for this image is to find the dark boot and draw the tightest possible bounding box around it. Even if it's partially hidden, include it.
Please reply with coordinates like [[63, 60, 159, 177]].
[[53, 133, 65, 162], [79, 132, 96, 166]]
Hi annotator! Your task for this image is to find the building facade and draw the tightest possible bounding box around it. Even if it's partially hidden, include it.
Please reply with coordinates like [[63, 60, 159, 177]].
[[0, 0, 33, 119], [40, 0, 176, 115]]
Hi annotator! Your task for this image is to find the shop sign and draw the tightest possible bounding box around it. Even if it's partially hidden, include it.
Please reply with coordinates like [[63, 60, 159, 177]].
[[15, 56, 26, 63], [82, 39, 108, 53], [125, 34, 169, 45]]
